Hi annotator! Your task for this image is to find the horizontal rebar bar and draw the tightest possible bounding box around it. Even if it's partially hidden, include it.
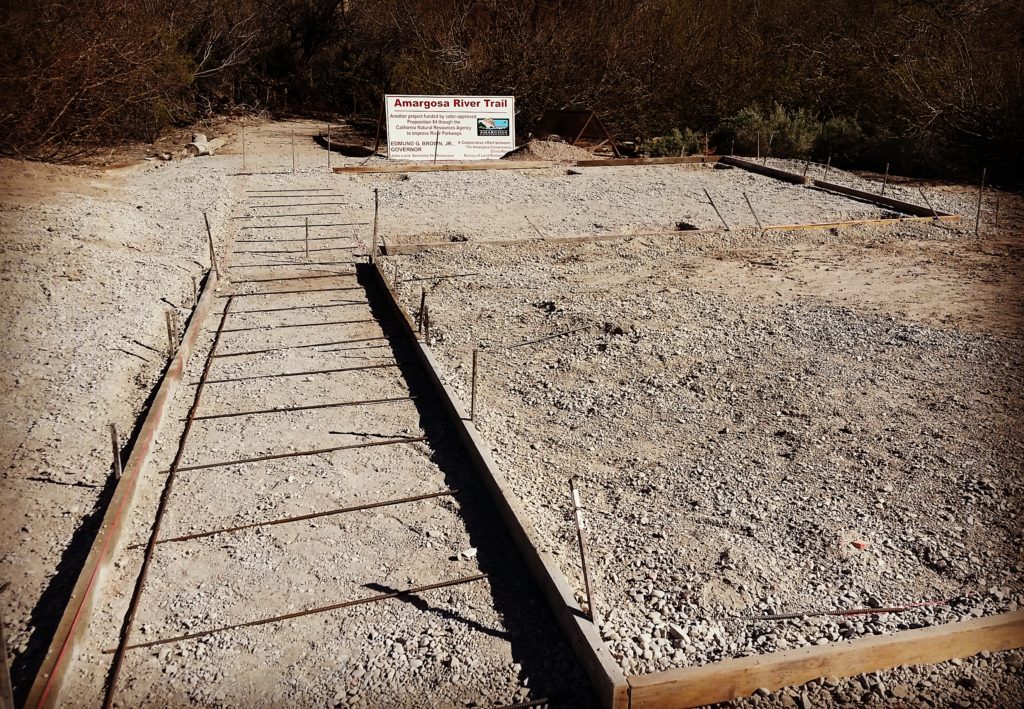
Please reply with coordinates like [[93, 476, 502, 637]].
[[192, 395, 415, 421], [174, 435, 427, 472], [221, 317, 375, 334], [218, 286, 364, 298], [234, 246, 354, 255], [230, 260, 358, 269], [232, 301, 366, 315], [230, 273, 357, 284], [213, 336, 392, 358], [243, 202, 351, 208], [403, 272, 480, 283], [241, 222, 368, 230], [246, 188, 333, 193], [147, 488, 455, 546], [106, 573, 486, 651], [232, 212, 350, 220], [199, 361, 401, 384], [237, 236, 358, 243]]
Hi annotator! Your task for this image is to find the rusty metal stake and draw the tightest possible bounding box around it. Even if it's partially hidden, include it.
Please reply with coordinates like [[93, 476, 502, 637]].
[[570, 477, 598, 625], [241, 124, 246, 172], [191, 275, 198, 307], [801, 161, 810, 182], [203, 211, 219, 276], [371, 188, 379, 262], [423, 304, 430, 342], [291, 129, 296, 173], [110, 423, 122, 480], [743, 191, 763, 230], [704, 188, 730, 230], [418, 288, 426, 333], [918, 188, 940, 220], [823, 155, 832, 181], [392, 262, 399, 291], [975, 167, 986, 236], [304, 216, 310, 260], [881, 162, 890, 196], [164, 310, 176, 358], [326, 124, 331, 171], [470, 349, 478, 421], [994, 194, 1001, 229]]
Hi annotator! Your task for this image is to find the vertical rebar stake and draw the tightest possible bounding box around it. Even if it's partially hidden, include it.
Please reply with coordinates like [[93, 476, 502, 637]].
[[191, 276, 198, 307], [570, 477, 598, 624], [704, 188, 730, 230], [418, 288, 426, 333], [470, 349, 478, 421], [370, 188, 379, 263], [994, 194, 1001, 230], [392, 262, 399, 291], [326, 124, 331, 172], [975, 167, 986, 236], [241, 124, 246, 172], [743, 191, 763, 230], [423, 305, 430, 342], [291, 129, 296, 173], [305, 216, 310, 260], [110, 423, 122, 480], [881, 162, 890, 196], [823, 155, 832, 181], [801, 161, 810, 182]]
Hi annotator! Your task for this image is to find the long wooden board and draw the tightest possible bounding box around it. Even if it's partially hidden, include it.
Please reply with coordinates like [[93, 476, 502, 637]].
[[334, 160, 558, 174], [368, 261, 629, 709], [23, 269, 220, 709], [627, 610, 1024, 708], [719, 156, 809, 184], [576, 156, 720, 167], [811, 179, 955, 218]]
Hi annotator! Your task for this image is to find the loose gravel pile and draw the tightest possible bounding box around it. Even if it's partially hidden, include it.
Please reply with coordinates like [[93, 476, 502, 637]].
[[502, 139, 594, 163], [386, 213, 1023, 692]]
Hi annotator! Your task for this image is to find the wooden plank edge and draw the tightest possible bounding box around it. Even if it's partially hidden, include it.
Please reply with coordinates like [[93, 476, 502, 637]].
[[23, 268, 220, 709], [333, 160, 559, 174], [366, 260, 629, 709], [719, 156, 809, 184], [626, 610, 1024, 709], [576, 156, 721, 167], [810, 179, 956, 218]]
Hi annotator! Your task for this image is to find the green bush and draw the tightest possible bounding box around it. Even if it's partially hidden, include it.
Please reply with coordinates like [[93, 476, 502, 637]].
[[814, 116, 865, 162], [639, 128, 701, 157], [718, 103, 822, 158]]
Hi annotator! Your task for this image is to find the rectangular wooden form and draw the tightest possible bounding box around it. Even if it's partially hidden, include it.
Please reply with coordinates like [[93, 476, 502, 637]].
[[627, 610, 1024, 709], [811, 179, 956, 218], [719, 156, 809, 184], [367, 262, 629, 709], [23, 269, 220, 709]]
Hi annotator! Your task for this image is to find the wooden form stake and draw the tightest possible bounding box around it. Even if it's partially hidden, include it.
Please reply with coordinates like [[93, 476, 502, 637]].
[[418, 288, 426, 333], [570, 477, 598, 625], [110, 424, 122, 480], [470, 349, 478, 421], [370, 188, 379, 262], [743, 191, 763, 230], [204, 212, 219, 276], [703, 188, 730, 230], [975, 167, 986, 236], [881, 162, 890, 196]]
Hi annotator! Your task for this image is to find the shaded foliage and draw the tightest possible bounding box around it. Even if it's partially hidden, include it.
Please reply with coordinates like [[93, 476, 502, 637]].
[[0, 0, 1021, 181]]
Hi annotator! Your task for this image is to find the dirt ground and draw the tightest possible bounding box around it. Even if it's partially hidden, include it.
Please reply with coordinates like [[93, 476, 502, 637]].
[[2, 118, 1022, 706]]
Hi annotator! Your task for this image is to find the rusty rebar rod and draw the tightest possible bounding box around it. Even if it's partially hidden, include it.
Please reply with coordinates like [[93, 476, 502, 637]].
[[236, 235, 355, 244], [204, 211, 219, 276], [418, 288, 426, 333], [470, 349, 479, 421], [508, 325, 589, 350], [241, 222, 368, 230], [109, 424, 122, 480], [229, 272, 356, 284], [230, 259, 357, 269], [570, 477, 598, 625], [881, 162, 890, 196], [245, 202, 351, 208], [371, 188, 380, 262], [743, 191, 763, 230], [108, 574, 487, 653], [233, 246, 355, 255], [192, 395, 414, 422], [148, 488, 455, 547], [975, 167, 986, 236], [174, 435, 427, 473], [199, 361, 400, 385], [221, 317, 376, 334], [102, 296, 235, 708], [213, 336, 392, 359], [703, 188, 730, 230], [220, 286, 364, 298], [232, 301, 365, 316]]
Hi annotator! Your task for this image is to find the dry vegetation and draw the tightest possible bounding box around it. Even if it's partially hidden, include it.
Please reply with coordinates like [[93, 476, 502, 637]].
[[1, 1, 1022, 181]]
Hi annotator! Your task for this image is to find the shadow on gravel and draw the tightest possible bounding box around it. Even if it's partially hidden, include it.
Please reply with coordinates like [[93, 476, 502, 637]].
[[357, 265, 597, 708]]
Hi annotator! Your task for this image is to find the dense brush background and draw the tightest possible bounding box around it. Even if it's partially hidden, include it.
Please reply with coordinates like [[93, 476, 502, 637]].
[[1, 0, 1021, 182]]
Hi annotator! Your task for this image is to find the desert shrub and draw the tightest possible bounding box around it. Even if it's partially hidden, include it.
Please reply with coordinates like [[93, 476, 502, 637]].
[[718, 104, 821, 158], [639, 128, 701, 157]]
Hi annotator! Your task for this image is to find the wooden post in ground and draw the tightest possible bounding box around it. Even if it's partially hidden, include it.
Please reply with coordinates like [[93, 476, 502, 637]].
[[975, 167, 986, 236], [110, 424, 122, 480], [881, 162, 890, 196], [370, 188, 379, 262], [570, 477, 598, 625], [470, 349, 478, 421]]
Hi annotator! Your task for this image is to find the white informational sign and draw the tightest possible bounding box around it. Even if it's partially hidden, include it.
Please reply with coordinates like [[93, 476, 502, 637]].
[[385, 94, 515, 161]]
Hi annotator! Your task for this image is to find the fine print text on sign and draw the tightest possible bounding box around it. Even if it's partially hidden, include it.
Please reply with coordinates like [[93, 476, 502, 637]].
[[385, 95, 516, 161]]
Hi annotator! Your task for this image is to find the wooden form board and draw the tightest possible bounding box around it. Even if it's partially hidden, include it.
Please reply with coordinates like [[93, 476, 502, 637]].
[[811, 179, 955, 218], [627, 610, 1024, 708], [367, 261, 629, 709], [719, 155, 809, 184], [576, 156, 719, 167], [24, 270, 220, 709]]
